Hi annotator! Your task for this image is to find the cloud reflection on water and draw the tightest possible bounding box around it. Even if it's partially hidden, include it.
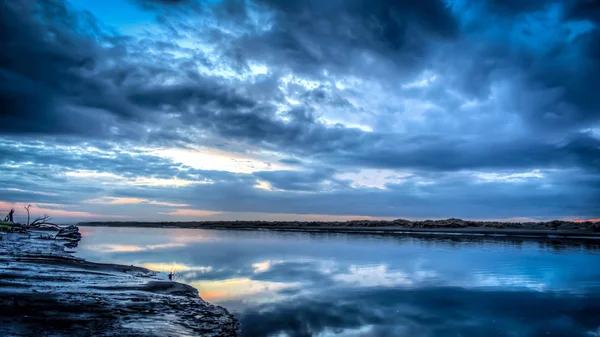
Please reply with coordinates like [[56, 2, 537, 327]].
[[76, 227, 600, 336]]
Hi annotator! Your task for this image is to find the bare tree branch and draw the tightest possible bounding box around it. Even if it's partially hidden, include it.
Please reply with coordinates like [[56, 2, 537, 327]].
[[24, 205, 31, 226], [29, 214, 59, 228]]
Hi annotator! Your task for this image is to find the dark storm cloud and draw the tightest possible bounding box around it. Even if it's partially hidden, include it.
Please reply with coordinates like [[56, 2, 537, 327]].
[[102, 167, 599, 218], [0, 140, 183, 179], [0, 139, 241, 206], [254, 168, 344, 192], [481, 0, 557, 13], [3, 142, 549, 219], [447, 0, 600, 132], [327, 133, 600, 172], [1, 0, 600, 219], [128, 0, 206, 15], [209, 0, 459, 83], [0, 0, 107, 135], [0, 0, 262, 143], [0, 161, 103, 206], [567, 1, 600, 22], [2, 0, 599, 170], [200, 0, 600, 135], [1, 139, 592, 217], [120, 0, 600, 170], [128, 81, 256, 110], [483, 0, 599, 20], [278, 158, 303, 166], [136, 0, 191, 4]]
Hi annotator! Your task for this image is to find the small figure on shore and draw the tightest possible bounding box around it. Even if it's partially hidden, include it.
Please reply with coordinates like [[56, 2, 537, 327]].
[[168, 272, 173, 281], [8, 208, 14, 223]]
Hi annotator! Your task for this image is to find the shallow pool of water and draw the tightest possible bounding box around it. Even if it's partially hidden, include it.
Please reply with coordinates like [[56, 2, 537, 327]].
[[75, 226, 600, 337]]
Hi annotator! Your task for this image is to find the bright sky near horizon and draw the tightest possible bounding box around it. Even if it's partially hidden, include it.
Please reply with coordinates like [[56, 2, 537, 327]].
[[1, 0, 599, 222]]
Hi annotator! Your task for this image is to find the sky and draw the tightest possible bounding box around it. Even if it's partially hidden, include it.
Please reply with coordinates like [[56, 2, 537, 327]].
[[1, 0, 599, 223]]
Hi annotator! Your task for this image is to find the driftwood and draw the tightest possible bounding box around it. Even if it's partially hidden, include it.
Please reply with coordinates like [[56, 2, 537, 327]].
[[29, 214, 60, 229], [24, 205, 31, 226], [2, 208, 81, 247], [3, 208, 15, 223], [56, 225, 82, 241]]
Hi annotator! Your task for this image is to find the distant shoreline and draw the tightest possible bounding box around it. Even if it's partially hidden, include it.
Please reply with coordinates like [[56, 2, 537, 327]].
[[78, 218, 600, 240]]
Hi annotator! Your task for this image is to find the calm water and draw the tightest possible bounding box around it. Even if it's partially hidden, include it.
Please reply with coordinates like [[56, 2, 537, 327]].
[[75, 227, 600, 337]]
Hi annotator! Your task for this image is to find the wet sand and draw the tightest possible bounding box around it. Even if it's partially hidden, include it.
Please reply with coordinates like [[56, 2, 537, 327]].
[[0, 230, 239, 337]]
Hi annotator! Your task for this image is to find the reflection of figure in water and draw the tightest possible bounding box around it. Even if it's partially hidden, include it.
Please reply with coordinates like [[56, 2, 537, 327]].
[[168, 272, 173, 281]]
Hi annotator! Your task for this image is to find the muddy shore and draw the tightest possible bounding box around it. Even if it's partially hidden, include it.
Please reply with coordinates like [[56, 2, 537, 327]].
[[79, 218, 600, 240], [0, 228, 239, 337]]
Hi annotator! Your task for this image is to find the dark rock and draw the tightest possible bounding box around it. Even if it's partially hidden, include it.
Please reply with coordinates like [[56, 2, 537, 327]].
[[56, 225, 82, 240], [0, 231, 240, 336]]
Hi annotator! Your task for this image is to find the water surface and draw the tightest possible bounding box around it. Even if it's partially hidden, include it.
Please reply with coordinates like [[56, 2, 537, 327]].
[[76, 226, 600, 337]]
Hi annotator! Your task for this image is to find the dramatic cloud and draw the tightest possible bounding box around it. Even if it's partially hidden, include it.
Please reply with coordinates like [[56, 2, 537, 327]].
[[0, 0, 599, 221]]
